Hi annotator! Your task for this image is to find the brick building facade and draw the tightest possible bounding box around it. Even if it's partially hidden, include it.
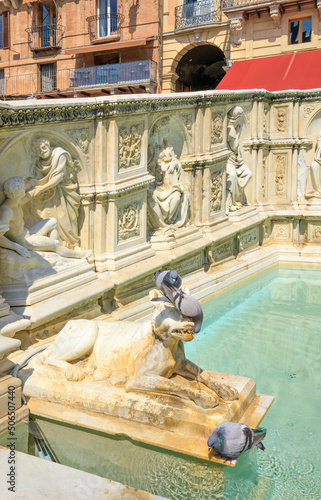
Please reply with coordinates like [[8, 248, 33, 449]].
[[0, 0, 160, 98]]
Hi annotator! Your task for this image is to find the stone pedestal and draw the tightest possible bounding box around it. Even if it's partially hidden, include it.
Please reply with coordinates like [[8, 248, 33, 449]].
[[21, 370, 273, 467]]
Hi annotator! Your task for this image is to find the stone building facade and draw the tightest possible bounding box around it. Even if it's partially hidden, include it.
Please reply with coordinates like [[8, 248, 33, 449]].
[[162, 0, 321, 93]]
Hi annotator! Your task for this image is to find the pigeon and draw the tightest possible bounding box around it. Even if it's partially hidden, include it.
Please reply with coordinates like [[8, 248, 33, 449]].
[[153, 270, 203, 333], [155, 269, 182, 292], [207, 422, 266, 460]]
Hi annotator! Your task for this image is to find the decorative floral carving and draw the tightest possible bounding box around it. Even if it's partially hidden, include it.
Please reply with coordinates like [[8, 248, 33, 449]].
[[119, 124, 142, 170], [276, 108, 286, 132], [262, 155, 267, 199], [211, 114, 223, 145], [210, 170, 223, 213], [275, 155, 286, 198], [118, 203, 140, 241], [274, 223, 290, 240], [66, 128, 90, 163], [303, 104, 316, 119], [311, 225, 321, 242], [263, 105, 269, 133]]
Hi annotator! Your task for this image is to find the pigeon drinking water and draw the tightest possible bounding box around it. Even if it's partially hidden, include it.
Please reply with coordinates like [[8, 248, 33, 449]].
[[153, 270, 203, 333], [207, 422, 266, 460]]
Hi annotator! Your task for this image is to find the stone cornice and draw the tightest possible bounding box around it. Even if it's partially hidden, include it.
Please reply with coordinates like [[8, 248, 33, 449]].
[[0, 91, 321, 128], [243, 138, 313, 149]]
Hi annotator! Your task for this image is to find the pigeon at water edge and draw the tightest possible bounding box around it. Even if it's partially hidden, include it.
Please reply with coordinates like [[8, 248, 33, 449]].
[[207, 422, 266, 461], [153, 270, 203, 333]]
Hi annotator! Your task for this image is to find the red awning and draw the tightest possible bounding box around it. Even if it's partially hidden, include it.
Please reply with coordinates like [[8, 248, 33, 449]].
[[216, 50, 321, 91], [65, 38, 147, 55]]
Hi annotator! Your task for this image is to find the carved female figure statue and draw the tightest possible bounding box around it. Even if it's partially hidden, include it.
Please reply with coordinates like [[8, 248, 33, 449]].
[[147, 146, 190, 230], [305, 131, 321, 199], [226, 106, 252, 213], [26, 136, 81, 249]]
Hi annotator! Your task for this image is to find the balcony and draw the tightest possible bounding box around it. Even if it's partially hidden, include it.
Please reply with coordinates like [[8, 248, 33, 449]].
[[86, 13, 124, 42], [2, 60, 157, 99], [222, 0, 271, 9], [26, 24, 64, 51], [175, 0, 222, 30], [69, 60, 157, 89]]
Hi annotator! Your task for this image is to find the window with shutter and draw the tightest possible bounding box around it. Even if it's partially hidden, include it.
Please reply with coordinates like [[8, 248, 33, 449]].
[[0, 11, 10, 49], [0, 10, 10, 49]]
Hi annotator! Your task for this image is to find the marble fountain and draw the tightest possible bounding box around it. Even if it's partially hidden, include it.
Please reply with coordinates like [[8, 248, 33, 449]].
[[1, 88, 321, 497]]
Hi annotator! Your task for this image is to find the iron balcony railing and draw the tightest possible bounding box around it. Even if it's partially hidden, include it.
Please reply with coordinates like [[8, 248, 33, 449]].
[[26, 24, 64, 51], [70, 60, 157, 88], [86, 13, 124, 41], [175, 0, 222, 30], [2, 61, 156, 98]]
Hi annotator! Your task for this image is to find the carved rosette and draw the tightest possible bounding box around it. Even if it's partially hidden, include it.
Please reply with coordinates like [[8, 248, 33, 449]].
[[118, 123, 143, 170], [118, 203, 141, 242], [273, 222, 291, 241], [210, 170, 223, 213], [66, 128, 90, 164], [309, 222, 321, 242], [274, 155, 286, 198], [211, 113, 223, 145]]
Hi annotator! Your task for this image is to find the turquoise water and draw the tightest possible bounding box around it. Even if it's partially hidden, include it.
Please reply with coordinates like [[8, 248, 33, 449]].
[[2, 265, 321, 499], [185, 265, 321, 499]]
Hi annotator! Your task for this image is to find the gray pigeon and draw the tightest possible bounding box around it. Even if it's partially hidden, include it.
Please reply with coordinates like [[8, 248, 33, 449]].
[[153, 270, 203, 333], [207, 422, 266, 460], [155, 270, 182, 292]]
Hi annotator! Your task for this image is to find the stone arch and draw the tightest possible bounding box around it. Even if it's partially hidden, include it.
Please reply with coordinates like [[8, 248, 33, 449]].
[[172, 43, 227, 92], [148, 114, 190, 159], [303, 108, 321, 167], [0, 128, 90, 189]]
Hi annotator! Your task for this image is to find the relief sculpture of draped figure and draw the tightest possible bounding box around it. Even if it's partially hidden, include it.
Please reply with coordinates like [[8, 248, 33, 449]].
[[25, 136, 81, 249]]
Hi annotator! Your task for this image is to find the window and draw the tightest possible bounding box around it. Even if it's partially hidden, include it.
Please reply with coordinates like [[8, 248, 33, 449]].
[[40, 63, 56, 92], [97, 0, 117, 38], [39, 2, 57, 47], [289, 18, 312, 45], [0, 12, 10, 49]]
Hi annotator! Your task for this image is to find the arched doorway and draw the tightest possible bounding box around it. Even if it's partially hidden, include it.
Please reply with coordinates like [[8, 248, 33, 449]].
[[176, 45, 226, 92]]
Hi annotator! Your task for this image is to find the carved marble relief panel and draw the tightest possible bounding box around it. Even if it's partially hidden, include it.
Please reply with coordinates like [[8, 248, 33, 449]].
[[211, 239, 233, 262], [211, 112, 224, 146], [210, 169, 223, 214], [263, 104, 269, 134], [238, 227, 259, 252], [272, 221, 292, 241], [175, 253, 202, 275], [261, 154, 267, 200], [273, 106, 288, 134], [118, 202, 141, 243], [263, 220, 272, 244], [271, 154, 287, 199], [308, 221, 321, 243], [118, 123, 143, 170]]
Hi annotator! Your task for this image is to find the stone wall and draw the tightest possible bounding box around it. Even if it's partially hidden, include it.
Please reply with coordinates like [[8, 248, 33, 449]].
[[1, 89, 321, 359]]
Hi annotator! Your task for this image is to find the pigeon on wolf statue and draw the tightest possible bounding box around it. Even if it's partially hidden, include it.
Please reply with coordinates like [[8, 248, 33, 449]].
[[153, 270, 203, 333], [207, 422, 266, 461]]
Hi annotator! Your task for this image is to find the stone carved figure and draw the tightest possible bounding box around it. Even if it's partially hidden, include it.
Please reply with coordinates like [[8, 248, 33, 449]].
[[226, 106, 252, 213], [147, 146, 190, 230], [28, 290, 238, 409], [305, 131, 321, 199], [0, 177, 89, 259], [26, 136, 81, 249]]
